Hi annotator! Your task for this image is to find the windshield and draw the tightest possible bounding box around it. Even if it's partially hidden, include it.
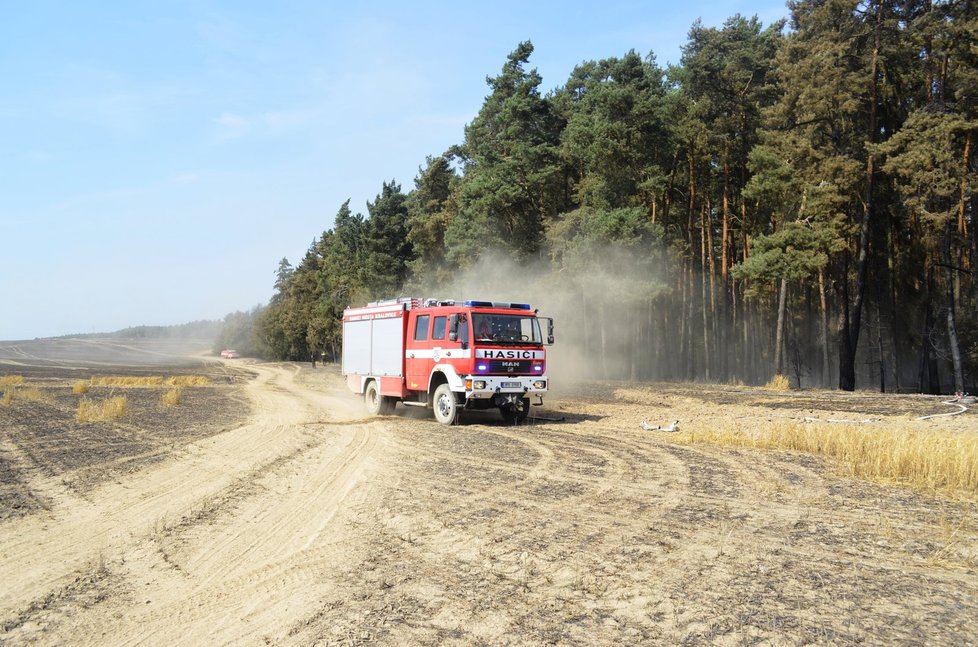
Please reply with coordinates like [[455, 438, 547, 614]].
[[472, 314, 542, 344]]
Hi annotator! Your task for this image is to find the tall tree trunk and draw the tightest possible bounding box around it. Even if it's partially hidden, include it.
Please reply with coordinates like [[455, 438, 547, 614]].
[[972, 192, 978, 328], [942, 219, 965, 393], [918, 267, 943, 394], [818, 268, 831, 387], [959, 133, 970, 237], [722, 160, 731, 280], [876, 284, 886, 393], [840, 0, 884, 391], [687, 261, 696, 380], [701, 205, 711, 380], [705, 198, 718, 374], [775, 276, 788, 377], [917, 298, 931, 394], [742, 237, 752, 382], [679, 262, 688, 379], [837, 252, 856, 391], [743, 295, 752, 383], [966, 133, 978, 326], [663, 149, 680, 228], [687, 145, 697, 249], [887, 225, 903, 392]]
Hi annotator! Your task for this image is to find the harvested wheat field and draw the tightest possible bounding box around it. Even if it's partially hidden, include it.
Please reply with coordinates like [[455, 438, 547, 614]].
[[1, 338, 976, 645]]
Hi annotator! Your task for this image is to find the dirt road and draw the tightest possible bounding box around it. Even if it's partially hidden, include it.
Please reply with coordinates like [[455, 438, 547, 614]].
[[1, 356, 977, 645]]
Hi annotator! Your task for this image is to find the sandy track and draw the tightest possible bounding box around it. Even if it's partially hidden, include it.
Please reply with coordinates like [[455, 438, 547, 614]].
[[0, 363, 390, 645], [1, 359, 976, 645]]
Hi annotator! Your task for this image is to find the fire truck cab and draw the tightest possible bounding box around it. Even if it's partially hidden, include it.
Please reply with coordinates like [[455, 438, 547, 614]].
[[342, 298, 554, 425]]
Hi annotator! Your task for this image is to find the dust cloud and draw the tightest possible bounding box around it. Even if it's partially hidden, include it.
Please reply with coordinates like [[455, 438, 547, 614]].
[[411, 250, 670, 394]]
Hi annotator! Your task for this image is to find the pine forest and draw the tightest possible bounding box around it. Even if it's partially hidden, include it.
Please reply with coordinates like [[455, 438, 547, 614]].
[[217, 0, 978, 394]]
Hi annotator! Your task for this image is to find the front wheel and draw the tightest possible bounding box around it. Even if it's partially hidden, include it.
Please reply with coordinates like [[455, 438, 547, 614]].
[[432, 383, 460, 425], [500, 397, 530, 424]]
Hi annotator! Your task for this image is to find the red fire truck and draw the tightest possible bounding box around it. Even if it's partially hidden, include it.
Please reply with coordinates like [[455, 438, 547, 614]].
[[342, 298, 554, 424]]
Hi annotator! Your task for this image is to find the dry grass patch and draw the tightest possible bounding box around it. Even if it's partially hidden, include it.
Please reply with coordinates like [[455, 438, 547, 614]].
[[0, 375, 25, 387], [671, 422, 978, 497], [15, 386, 54, 404], [86, 375, 209, 388], [75, 396, 128, 422], [72, 380, 90, 394], [161, 387, 183, 407], [167, 375, 209, 387], [763, 374, 791, 391], [89, 376, 165, 387], [1, 385, 56, 406]]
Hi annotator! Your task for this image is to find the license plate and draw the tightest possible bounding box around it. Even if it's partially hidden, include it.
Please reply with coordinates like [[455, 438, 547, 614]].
[[501, 381, 521, 389]]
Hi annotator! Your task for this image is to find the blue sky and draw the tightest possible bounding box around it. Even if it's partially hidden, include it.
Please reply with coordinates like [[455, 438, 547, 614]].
[[0, 1, 788, 341]]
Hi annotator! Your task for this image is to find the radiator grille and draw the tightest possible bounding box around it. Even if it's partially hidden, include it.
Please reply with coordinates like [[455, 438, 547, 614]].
[[488, 360, 532, 373]]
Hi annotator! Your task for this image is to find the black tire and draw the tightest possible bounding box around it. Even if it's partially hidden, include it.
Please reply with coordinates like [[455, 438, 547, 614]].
[[432, 383, 460, 425], [365, 381, 393, 416], [500, 397, 530, 424]]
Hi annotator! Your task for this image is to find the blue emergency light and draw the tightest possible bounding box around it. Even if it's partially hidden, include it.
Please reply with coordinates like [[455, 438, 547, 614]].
[[464, 300, 531, 310]]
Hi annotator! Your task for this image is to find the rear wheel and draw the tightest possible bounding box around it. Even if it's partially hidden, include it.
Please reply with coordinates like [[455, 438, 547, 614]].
[[500, 397, 530, 424], [433, 383, 460, 425], [365, 381, 394, 416]]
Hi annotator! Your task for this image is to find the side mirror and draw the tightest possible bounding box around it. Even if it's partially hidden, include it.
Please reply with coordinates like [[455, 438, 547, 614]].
[[449, 313, 459, 342], [545, 318, 554, 345]]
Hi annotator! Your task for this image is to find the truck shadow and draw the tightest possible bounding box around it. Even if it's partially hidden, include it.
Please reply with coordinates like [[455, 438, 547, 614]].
[[525, 410, 605, 425], [459, 408, 605, 426], [385, 405, 605, 426]]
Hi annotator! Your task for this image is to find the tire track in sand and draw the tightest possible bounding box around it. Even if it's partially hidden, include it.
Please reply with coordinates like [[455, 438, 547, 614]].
[[0, 363, 387, 645], [74, 421, 387, 647]]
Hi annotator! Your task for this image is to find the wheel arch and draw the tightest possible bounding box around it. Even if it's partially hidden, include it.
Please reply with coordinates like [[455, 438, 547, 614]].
[[426, 365, 464, 406]]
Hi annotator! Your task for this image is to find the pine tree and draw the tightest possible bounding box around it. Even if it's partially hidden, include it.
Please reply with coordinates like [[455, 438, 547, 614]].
[[405, 155, 460, 288], [362, 181, 413, 298], [448, 42, 564, 266]]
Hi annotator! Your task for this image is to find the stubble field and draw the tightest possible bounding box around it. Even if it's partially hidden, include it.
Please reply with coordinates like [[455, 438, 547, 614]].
[[0, 337, 976, 645]]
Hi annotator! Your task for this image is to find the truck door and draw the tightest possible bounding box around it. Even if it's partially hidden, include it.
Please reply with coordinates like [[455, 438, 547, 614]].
[[428, 314, 449, 381], [431, 312, 469, 380], [405, 313, 431, 392], [417, 313, 461, 388]]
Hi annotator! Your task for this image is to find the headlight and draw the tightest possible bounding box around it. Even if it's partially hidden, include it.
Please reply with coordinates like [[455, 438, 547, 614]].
[[533, 380, 547, 390], [473, 380, 487, 390]]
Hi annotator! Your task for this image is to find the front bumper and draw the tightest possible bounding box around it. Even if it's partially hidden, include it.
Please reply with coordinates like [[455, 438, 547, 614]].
[[464, 375, 548, 399]]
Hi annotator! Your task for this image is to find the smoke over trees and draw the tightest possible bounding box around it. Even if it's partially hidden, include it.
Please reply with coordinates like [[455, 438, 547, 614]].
[[250, 1, 977, 392]]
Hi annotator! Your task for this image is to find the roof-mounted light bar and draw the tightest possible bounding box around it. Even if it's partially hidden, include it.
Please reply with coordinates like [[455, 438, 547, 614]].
[[463, 300, 532, 310]]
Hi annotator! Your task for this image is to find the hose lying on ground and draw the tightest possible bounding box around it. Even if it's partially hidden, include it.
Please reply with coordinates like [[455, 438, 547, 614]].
[[915, 393, 975, 421]]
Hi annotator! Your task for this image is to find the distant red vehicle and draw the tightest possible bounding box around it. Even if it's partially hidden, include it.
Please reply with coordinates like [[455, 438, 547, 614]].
[[220, 349, 239, 359]]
